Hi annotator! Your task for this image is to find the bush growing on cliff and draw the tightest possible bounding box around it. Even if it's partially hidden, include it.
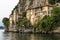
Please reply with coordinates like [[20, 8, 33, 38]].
[[52, 6, 60, 15], [33, 15, 55, 31], [34, 15, 60, 32], [33, 6, 60, 32], [48, 0, 55, 5], [51, 6, 60, 26], [22, 11, 26, 18], [48, 0, 60, 5], [40, 15, 55, 31], [17, 18, 30, 28], [2, 17, 9, 30]]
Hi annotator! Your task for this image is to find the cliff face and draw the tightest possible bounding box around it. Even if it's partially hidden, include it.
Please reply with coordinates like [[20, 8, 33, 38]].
[[19, 0, 48, 12], [9, 0, 50, 32]]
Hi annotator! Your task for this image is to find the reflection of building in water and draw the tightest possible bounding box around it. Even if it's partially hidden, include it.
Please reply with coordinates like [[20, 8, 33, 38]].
[[30, 34, 35, 40], [30, 34, 44, 40], [9, 33, 32, 40], [9, 33, 19, 40], [3, 32, 60, 40]]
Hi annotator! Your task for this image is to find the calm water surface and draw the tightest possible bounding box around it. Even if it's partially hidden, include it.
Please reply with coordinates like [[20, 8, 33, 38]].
[[0, 29, 60, 40]]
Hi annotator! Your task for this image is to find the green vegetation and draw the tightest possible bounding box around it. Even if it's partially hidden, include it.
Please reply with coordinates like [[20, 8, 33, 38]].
[[33, 6, 60, 32], [2, 17, 9, 30], [48, 0, 55, 5], [51, 6, 60, 27], [52, 6, 60, 15], [22, 11, 26, 18], [48, 0, 60, 5], [17, 18, 30, 28]]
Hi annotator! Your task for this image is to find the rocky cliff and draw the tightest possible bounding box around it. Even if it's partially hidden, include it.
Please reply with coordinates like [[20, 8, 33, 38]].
[[19, 0, 48, 11], [9, 0, 50, 32]]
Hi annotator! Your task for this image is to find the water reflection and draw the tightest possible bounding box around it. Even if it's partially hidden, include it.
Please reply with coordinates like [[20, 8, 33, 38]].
[[30, 34, 60, 40], [3, 32, 60, 40]]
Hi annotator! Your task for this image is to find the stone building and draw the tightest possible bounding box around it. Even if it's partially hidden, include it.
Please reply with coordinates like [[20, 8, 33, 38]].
[[26, 5, 52, 25], [26, 0, 53, 25]]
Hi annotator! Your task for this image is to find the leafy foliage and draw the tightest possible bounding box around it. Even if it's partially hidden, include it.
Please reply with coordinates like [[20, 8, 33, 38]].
[[17, 18, 30, 28], [2, 17, 9, 29], [48, 0, 60, 5], [52, 6, 60, 15], [22, 11, 26, 18], [33, 6, 60, 32], [48, 0, 56, 5]]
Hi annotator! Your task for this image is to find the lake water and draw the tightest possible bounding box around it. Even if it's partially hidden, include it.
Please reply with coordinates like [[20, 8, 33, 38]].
[[0, 29, 60, 40]]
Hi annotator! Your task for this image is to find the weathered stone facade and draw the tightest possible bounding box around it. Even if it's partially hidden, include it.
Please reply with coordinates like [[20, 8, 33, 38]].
[[26, 5, 52, 25]]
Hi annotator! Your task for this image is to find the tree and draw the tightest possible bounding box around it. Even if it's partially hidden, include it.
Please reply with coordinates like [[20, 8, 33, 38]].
[[52, 6, 60, 15], [17, 18, 30, 28], [22, 11, 26, 18], [2, 17, 9, 30], [48, 0, 56, 5], [34, 15, 54, 32], [48, 0, 60, 5], [51, 6, 60, 27], [33, 6, 60, 32], [56, 0, 60, 3]]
